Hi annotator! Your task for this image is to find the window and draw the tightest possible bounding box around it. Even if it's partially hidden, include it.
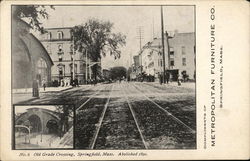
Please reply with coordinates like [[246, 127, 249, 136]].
[[57, 31, 63, 39], [80, 64, 84, 71], [58, 44, 64, 54], [47, 32, 52, 40], [170, 47, 174, 54], [58, 67, 63, 75], [58, 44, 63, 50], [170, 59, 174, 66], [58, 53, 63, 61], [160, 59, 163, 67], [59, 69, 63, 75], [182, 46, 186, 55], [182, 58, 186, 66]]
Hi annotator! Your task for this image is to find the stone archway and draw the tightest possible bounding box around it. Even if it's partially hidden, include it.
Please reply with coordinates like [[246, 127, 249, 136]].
[[46, 120, 59, 134], [28, 114, 42, 133]]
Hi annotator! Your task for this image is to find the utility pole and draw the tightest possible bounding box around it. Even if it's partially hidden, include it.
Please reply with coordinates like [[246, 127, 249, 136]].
[[166, 31, 171, 69], [161, 6, 166, 84], [136, 26, 144, 74], [85, 49, 88, 82], [72, 35, 75, 81]]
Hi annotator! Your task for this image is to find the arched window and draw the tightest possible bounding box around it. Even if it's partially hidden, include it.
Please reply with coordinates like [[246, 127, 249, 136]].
[[36, 58, 48, 85], [57, 31, 63, 39], [58, 54, 63, 61], [58, 44, 63, 52], [47, 32, 52, 40]]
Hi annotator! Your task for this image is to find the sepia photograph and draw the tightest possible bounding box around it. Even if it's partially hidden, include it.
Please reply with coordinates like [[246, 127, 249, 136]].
[[12, 5, 196, 150], [13, 104, 74, 149]]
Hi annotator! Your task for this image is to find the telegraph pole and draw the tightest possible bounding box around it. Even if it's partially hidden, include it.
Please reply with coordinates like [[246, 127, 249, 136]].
[[166, 31, 171, 69], [85, 50, 88, 82], [136, 26, 144, 74], [161, 6, 166, 84], [72, 35, 75, 81]]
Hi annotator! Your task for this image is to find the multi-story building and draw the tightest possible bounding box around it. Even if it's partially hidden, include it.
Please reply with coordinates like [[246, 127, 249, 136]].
[[39, 28, 90, 85], [138, 32, 195, 81]]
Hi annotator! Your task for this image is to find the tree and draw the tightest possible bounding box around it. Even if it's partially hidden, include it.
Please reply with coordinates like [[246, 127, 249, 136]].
[[54, 105, 74, 136], [12, 5, 54, 33], [110, 66, 127, 80], [71, 19, 126, 81]]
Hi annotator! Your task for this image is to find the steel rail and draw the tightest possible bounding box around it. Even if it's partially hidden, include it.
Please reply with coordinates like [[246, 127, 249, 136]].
[[76, 84, 108, 112], [132, 83, 196, 134], [120, 83, 148, 149], [90, 84, 113, 149]]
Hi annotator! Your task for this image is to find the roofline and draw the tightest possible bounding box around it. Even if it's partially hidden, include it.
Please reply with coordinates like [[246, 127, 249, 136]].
[[44, 27, 73, 30]]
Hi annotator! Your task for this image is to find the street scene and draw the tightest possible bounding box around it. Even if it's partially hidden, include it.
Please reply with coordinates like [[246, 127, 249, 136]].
[[12, 5, 196, 149]]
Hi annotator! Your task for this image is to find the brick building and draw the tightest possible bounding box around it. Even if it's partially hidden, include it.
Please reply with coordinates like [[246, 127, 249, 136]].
[[138, 32, 195, 81], [39, 28, 88, 85]]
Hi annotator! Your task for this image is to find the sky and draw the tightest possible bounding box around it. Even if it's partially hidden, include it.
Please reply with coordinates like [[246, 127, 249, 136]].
[[39, 5, 194, 69], [15, 105, 57, 114]]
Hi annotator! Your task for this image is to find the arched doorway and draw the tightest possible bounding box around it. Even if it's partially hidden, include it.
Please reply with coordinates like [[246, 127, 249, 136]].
[[46, 120, 59, 135], [28, 115, 42, 133], [36, 58, 48, 86]]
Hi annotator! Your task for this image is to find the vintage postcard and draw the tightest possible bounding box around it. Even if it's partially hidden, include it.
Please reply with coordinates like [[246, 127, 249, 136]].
[[0, 0, 249, 160]]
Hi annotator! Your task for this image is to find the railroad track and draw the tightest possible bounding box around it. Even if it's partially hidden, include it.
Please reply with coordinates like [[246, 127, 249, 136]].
[[75, 84, 113, 149], [135, 82, 196, 130], [120, 83, 148, 149], [89, 83, 148, 149], [75, 82, 195, 149], [132, 82, 195, 133], [76, 84, 108, 112], [89, 84, 113, 149]]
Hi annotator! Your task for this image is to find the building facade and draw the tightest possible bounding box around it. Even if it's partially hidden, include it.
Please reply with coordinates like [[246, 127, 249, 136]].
[[39, 28, 89, 85], [138, 32, 195, 81]]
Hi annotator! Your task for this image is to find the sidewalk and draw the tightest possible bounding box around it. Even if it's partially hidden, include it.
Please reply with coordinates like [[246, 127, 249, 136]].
[[12, 86, 73, 94], [12, 85, 93, 104], [148, 81, 195, 90], [166, 81, 195, 89]]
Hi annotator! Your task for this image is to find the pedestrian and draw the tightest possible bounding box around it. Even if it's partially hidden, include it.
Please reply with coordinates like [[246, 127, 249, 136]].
[[159, 74, 163, 85], [42, 79, 46, 91], [75, 78, 79, 87], [43, 82, 46, 91], [32, 79, 39, 98], [166, 72, 170, 84], [177, 74, 181, 86]]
